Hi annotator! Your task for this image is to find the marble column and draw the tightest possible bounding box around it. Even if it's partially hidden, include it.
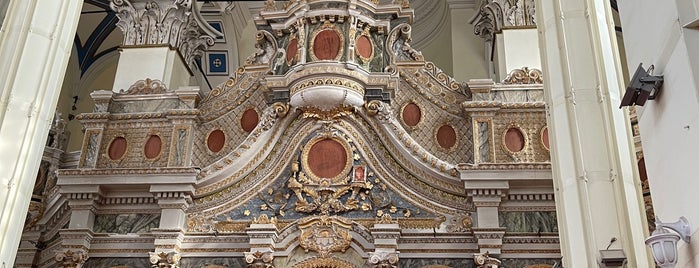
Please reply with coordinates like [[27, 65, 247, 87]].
[[0, 0, 83, 266], [535, 0, 650, 266], [109, 0, 219, 92], [150, 190, 191, 268]]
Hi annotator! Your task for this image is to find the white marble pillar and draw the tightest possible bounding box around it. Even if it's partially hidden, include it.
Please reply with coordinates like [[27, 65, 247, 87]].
[[0, 0, 83, 266], [535, 0, 650, 266]]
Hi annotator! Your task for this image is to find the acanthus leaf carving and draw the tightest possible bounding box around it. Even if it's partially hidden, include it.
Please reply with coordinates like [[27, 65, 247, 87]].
[[55, 250, 88, 268], [110, 0, 214, 71], [386, 23, 424, 65], [502, 67, 543, 84], [245, 30, 279, 68]]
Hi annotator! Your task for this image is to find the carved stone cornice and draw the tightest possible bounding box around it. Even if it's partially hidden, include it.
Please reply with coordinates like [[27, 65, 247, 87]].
[[110, 0, 215, 70]]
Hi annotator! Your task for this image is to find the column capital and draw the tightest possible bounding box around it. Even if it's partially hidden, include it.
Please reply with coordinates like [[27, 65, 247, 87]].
[[110, 0, 219, 70], [149, 251, 181, 268], [55, 250, 88, 268], [368, 251, 399, 268], [244, 251, 274, 268]]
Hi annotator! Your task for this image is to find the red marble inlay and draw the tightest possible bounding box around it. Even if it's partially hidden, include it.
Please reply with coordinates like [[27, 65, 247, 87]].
[[307, 139, 347, 178], [108, 137, 127, 160], [144, 135, 162, 159], [207, 129, 225, 153], [286, 38, 298, 63], [505, 127, 525, 152], [356, 35, 373, 59], [240, 109, 259, 133], [402, 102, 421, 127], [437, 124, 457, 149], [313, 30, 341, 60]]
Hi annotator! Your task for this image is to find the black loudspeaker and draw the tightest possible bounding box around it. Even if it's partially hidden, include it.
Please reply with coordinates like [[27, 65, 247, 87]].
[[619, 63, 664, 108]]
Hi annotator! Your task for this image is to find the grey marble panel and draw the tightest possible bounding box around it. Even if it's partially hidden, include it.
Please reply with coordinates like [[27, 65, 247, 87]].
[[501, 258, 561, 267], [85, 133, 99, 167], [110, 99, 179, 113], [180, 258, 247, 268], [93, 214, 160, 234], [478, 122, 490, 162], [401, 258, 476, 268], [499, 211, 558, 233], [83, 258, 149, 268]]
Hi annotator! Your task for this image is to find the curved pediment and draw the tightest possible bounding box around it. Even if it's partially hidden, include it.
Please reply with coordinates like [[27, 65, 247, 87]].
[[187, 105, 472, 231]]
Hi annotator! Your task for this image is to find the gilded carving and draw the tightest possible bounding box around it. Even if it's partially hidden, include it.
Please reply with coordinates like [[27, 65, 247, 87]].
[[291, 78, 365, 96], [502, 67, 543, 84], [446, 213, 473, 233], [245, 251, 274, 268], [298, 215, 353, 258]]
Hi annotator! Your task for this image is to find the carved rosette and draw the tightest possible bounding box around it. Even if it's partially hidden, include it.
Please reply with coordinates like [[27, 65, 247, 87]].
[[298, 215, 353, 258], [55, 250, 88, 268], [149, 251, 181, 268], [110, 0, 215, 70], [473, 252, 502, 268]]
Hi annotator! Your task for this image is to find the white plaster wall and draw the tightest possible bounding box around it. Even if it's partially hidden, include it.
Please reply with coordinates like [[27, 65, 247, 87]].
[[500, 29, 541, 77], [421, 15, 454, 77], [450, 8, 488, 81], [618, 0, 699, 266]]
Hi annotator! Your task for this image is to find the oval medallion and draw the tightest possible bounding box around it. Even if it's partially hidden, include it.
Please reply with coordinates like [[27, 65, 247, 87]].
[[402, 102, 421, 127], [307, 138, 348, 179], [313, 29, 342, 60], [541, 126, 549, 150], [207, 129, 225, 153], [356, 35, 373, 60], [108, 137, 127, 160], [286, 38, 298, 64], [240, 108, 259, 133], [505, 127, 525, 153], [436, 124, 457, 149], [144, 135, 162, 159]]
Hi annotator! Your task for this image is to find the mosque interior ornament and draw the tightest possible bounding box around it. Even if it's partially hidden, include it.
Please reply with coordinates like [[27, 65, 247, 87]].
[[16, 0, 561, 267]]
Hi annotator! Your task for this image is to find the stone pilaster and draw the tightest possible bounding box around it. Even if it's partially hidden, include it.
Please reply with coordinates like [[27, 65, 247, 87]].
[[466, 181, 507, 254], [77, 90, 113, 168], [369, 217, 400, 268], [167, 112, 198, 167], [151, 191, 191, 256], [109, 0, 218, 92], [246, 221, 278, 256]]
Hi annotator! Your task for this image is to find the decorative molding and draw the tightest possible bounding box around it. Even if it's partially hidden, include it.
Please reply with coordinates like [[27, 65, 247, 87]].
[[244, 251, 274, 268]]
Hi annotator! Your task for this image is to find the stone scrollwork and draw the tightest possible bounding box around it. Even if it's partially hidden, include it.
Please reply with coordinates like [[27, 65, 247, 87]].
[[502, 67, 543, 84], [386, 23, 424, 64], [149, 251, 181, 268], [55, 250, 88, 268], [110, 0, 215, 71], [502, 0, 536, 27], [118, 78, 168, 95], [470, 0, 503, 41], [368, 251, 399, 268], [473, 252, 502, 268], [298, 215, 353, 258], [245, 30, 279, 67], [445, 213, 473, 233], [257, 102, 290, 132]]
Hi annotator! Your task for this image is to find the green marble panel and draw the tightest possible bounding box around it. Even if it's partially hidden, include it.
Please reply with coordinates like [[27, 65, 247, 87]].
[[499, 211, 558, 233]]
